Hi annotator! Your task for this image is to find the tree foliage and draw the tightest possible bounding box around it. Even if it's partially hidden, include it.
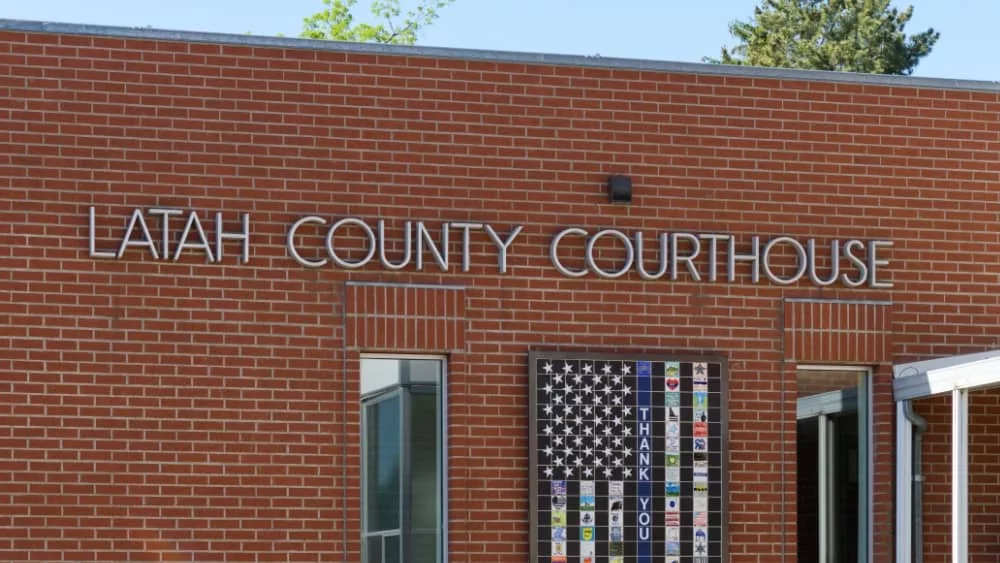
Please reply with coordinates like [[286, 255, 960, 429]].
[[706, 0, 939, 75], [301, 0, 454, 45]]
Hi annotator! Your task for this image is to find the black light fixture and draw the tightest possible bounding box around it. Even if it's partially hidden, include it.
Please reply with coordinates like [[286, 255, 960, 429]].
[[607, 174, 632, 204]]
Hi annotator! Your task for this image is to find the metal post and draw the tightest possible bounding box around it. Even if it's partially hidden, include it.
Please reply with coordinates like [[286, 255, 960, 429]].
[[818, 413, 828, 563], [826, 416, 838, 563], [895, 402, 912, 563], [951, 389, 968, 563]]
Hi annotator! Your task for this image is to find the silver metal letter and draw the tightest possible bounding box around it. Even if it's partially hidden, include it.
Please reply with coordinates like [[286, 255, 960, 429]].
[[840, 239, 868, 287], [670, 233, 702, 281], [633, 232, 668, 280], [762, 236, 807, 285], [173, 211, 216, 263], [377, 220, 413, 271], [416, 221, 449, 272], [807, 239, 839, 286], [87, 206, 117, 259], [451, 222, 483, 272], [867, 240, 894, 288], [585, 229, 634, 279], [215, 212, 251, 265], [287, 215, 328, 268], [728, 235, 761, 283], [325, 217, 377, 269], [484, 224, 524, 275], [117, 208, 160, 260], [550, 228, 588, 278], [147, 208, 183, 259], [699, 234, 729, 282]]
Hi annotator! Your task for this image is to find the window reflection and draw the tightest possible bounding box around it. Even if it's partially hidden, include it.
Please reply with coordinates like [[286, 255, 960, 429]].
[[361, 358, 443, 563], [796, 368, 869, 563]]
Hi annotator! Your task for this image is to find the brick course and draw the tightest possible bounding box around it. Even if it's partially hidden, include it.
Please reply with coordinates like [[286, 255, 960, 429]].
[[3, 25, 1000, 562], [916, 390, 1000, 562]]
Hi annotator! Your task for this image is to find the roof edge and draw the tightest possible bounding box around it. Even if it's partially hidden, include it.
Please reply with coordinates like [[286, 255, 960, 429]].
[[4, 18, 1000, 93], [894, 353, 1000, 401], [893, 348, 1000, 380]]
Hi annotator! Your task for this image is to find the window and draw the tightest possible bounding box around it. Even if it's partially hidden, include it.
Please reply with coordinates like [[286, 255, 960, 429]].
[[361, 357, 445, 563], [795, 367, 872, 563]]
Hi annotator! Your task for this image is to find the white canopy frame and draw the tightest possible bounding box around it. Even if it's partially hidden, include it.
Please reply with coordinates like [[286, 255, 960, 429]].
[[893, 349, 1000, 563]]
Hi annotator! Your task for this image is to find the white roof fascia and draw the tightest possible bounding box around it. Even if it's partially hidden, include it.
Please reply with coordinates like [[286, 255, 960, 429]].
[[892, 349, 1000, 380], [893, 351, 1000, 401]]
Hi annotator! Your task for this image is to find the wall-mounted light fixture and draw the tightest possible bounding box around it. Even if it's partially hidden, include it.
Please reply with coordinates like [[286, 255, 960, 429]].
[[607, 174, 632, 204]]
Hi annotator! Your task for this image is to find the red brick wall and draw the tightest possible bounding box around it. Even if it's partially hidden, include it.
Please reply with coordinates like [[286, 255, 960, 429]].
[[3, 27, 1000, 562], [783, 301, 895, 562], [916, 390, 1000, 562]]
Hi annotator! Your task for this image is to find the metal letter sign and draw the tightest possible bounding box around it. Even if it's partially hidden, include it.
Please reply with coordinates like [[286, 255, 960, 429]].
[[529, 352, 728, 563]]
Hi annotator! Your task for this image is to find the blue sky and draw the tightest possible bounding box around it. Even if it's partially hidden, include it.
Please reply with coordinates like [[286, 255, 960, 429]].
[[4, 0, 999, 82]]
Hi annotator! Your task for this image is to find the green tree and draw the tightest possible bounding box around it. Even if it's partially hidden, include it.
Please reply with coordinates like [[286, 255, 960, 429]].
[[706, 0, 939, 75], [301, 0, 454, 45]]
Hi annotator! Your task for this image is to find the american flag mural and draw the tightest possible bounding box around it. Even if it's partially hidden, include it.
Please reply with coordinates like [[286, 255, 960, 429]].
[[530, 354, 726, 563]]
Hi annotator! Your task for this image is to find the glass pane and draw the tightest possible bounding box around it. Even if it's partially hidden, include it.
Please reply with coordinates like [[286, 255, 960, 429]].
[[365, 396, 401, 532], [831, 410, 859, 562], [409, 391, 440, 535], [405, 359, 441, 385], [795, 368, 867, 563], [361, 358, 401, 395], [384, 534, 400, 563], [365, 536, 382, 563], [798, 369, 861, 397], [410, 531, 437, 563], [796, 418, 820, 561]]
